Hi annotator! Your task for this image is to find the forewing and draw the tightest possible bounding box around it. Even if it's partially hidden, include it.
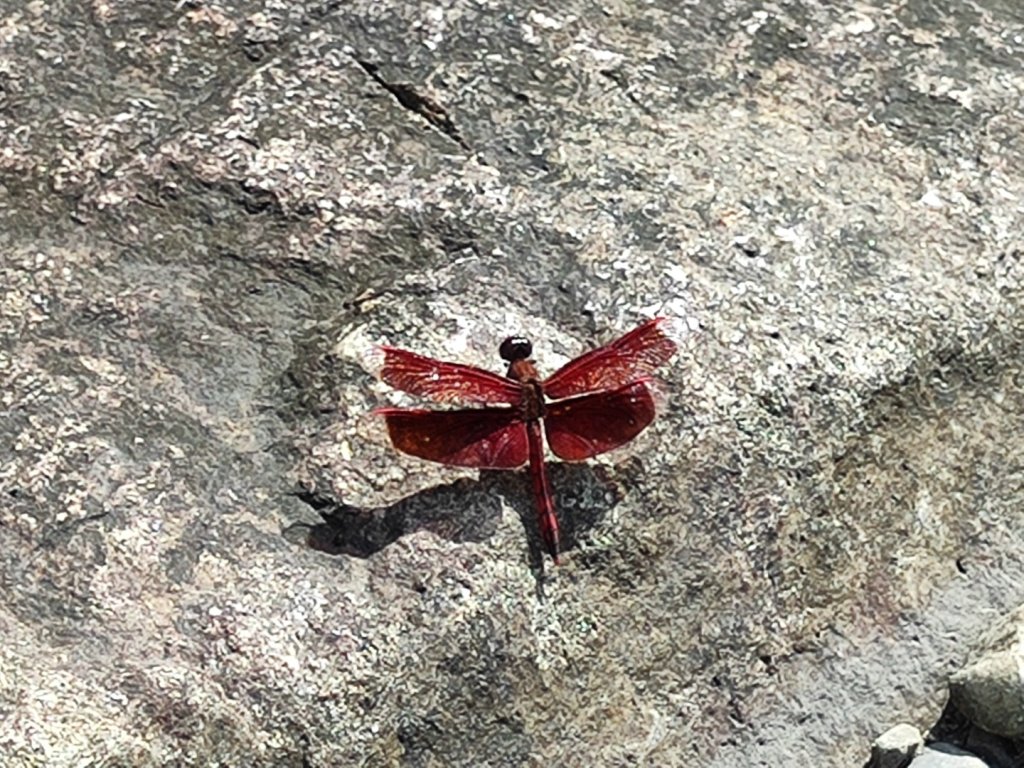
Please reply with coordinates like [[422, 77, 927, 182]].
[[544, 380, 657, 461], [376, 407, 529, 468], [542, 317, 679, 400], [375, 346, 523, 405]]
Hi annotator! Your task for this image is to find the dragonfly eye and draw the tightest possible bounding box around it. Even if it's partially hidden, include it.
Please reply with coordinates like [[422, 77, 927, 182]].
[[499, 336, 532, 362]]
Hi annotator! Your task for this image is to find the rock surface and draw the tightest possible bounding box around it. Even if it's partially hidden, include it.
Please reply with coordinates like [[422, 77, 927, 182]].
[[872, 723, 924, 768], [949, 606, 1024, 738], [908, 744, 990, 768], [1, 1, 1023, 767]]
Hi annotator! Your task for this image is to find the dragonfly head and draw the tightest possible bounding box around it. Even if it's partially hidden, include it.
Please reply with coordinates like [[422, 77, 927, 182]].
[[499, 336, 532, 363]]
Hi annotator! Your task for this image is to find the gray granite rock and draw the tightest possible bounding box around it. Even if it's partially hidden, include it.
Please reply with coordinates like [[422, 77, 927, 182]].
[[908, 743, 990, 768], [871, 723, 923, 768], [1, 1, 1023, 767], [949, 605, 1024, 738]]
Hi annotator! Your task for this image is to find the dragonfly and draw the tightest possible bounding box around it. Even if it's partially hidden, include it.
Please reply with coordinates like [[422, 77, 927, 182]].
[[373, 317, 679, 563]]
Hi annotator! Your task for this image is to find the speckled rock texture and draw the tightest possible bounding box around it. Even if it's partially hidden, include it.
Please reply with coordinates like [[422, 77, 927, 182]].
[[1, 1, 1022, 767], [949, 605, 1024, 739]]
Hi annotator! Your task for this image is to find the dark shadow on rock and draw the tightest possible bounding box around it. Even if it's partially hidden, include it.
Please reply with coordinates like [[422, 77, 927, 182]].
[[927, 698, 1024, 768], [285, 477, 501, 558], [284, 462, 624, 567]]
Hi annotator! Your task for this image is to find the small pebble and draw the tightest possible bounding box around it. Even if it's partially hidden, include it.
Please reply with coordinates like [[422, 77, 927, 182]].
[[870, 722, 922, 768]]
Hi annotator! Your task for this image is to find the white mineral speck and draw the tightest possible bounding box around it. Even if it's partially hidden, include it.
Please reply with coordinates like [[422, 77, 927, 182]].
[[919, 189, 944, 208]]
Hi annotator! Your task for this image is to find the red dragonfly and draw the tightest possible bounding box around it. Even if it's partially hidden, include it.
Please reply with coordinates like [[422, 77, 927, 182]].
[[373, 317, 679, 563]]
